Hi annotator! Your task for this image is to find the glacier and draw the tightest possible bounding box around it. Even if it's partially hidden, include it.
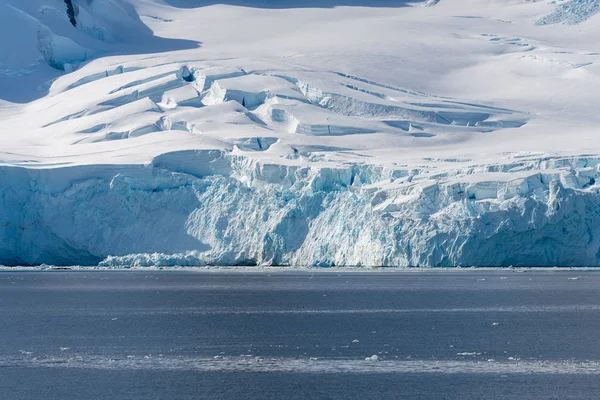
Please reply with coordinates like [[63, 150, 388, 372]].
[[1, 0, 600, 267], [2, 151, 600, 267]]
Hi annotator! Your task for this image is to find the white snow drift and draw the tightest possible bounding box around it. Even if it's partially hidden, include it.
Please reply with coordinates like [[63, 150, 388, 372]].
[[1, 0, 600, 266]]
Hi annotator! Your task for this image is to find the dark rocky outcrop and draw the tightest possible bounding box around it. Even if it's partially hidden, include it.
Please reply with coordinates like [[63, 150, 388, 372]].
[[64, 0, 77, 27]]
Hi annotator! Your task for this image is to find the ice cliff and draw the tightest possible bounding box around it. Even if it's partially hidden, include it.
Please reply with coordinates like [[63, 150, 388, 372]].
[[1, 151, 598, 267], [537, 0, 600, 25]]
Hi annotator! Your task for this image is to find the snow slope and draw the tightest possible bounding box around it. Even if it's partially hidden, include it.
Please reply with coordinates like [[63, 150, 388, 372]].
[[1, 0, 600, 266]]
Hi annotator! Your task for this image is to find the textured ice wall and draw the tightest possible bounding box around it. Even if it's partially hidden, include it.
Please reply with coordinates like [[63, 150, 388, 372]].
[[1, 151, 600, 267], [537, 0, 600, 25]]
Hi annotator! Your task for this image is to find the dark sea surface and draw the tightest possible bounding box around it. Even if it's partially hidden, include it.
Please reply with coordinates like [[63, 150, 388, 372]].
[[1, 269, 600, 399]]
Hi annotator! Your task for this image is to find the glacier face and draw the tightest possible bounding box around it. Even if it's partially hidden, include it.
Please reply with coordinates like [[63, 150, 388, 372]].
[[537, 0, 600, 25], [2, 0, 600, 267], [2, 150, 599, 267]]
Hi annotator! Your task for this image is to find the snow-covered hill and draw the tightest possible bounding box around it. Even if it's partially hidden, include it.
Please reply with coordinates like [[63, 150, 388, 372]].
[[1, 0, 600, 266]]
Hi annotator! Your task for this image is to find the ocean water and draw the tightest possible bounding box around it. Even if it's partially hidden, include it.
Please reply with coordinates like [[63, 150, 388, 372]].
[[1, 269, 600, 399]]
